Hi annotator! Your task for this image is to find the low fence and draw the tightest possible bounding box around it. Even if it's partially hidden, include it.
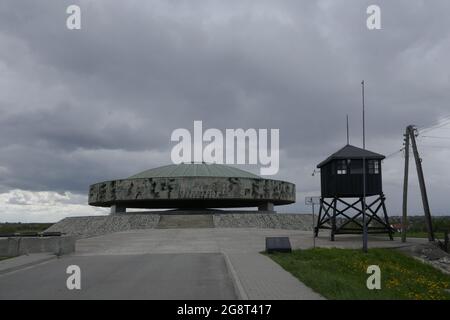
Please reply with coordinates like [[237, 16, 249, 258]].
[[0, 236, 75, 257]]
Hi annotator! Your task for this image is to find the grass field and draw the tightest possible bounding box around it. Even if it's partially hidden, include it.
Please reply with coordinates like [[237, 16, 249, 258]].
[[268, 248, 450, 300], [392, 231, 449, 241], [0, 223, 53, 234], [392, 232, 428, 238], [390, 216, 450, 237], [392, 231, 432, 238]]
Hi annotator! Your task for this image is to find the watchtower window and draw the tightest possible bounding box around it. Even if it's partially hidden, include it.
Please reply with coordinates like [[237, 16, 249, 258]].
[[350, 159, 363, 174], [368, 160, 380, 174], [336, 160, 347, 175]]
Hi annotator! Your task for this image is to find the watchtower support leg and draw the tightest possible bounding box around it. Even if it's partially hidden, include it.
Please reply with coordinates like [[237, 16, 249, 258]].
[[315, 199, 323, 237], [380, 195, 393, 240], [331, 198, 337, 241]]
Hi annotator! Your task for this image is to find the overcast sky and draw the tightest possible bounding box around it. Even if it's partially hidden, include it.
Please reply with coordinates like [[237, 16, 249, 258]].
[[1, 0, 450, 222]]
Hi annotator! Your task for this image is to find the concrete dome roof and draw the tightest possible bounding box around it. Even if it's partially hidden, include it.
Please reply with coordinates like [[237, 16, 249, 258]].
[[128, 163, 260, 179]]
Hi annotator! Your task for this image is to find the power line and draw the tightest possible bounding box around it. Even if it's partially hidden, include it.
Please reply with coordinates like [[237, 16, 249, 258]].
[[425, 120, 450, 133], [381, 117, 450, 162], [385, 148, 404, 159], [417, 113, 450, 130], [422, 135, 450, 140], [419, 116, 450, 134], [419, 145, 450, 150], [369, 114, 450, 164], [428, 127, 450, 131]]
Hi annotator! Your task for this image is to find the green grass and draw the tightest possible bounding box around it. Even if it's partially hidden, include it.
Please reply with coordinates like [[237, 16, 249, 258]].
[[392, 231, 448, 239], [0, 257, 11, 261], [0, 223, 53, 234], [392, 232, 429, 238], [390, 216, 450, 237], [268, 248, 450, 300]]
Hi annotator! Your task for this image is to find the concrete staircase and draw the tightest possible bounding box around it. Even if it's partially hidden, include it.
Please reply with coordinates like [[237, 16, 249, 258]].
[[157, 214, 214, 229]]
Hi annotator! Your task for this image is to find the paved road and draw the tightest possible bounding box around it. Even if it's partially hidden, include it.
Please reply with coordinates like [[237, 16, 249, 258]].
[[0, 228, 420, 300], [0, 253, 236, 300]]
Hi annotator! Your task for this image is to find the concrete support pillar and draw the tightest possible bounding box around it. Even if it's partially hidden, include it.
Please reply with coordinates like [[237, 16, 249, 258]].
[[110, 205, 126, 214], [258, 202, 274, 212]]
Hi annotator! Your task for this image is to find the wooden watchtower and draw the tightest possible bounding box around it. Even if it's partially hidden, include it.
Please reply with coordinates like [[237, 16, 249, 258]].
[[315, 144, 394, 240]]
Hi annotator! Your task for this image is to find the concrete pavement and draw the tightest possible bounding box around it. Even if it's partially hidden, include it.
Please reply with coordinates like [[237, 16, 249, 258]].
[[225, 252, 324, 300], [0, 228, 422, 300], [0, 253, 236, 300], [74, 228, 420, 256], [0, 253, 56, 275]]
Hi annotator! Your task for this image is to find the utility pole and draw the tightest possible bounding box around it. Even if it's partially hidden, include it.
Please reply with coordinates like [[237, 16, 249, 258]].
[[361, 80, 368, 253], [408, 126, 435, 242], [401, 127, 410, 243]]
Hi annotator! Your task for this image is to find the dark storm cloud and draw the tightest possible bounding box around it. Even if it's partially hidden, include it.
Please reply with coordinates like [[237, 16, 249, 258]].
[[0, 0, 449, 214]]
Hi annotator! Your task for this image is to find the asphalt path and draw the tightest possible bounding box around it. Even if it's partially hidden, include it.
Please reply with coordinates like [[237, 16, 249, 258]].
[[0, 253, 236, 300]]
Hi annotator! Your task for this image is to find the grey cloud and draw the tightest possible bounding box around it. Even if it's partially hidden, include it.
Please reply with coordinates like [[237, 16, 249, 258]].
[[0, 0, 449, 216]]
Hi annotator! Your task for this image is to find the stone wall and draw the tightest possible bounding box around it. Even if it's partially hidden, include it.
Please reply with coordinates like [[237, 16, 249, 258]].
[[46, 214, 160, 238], [213, 213, 314, 230], [46, 213, 314, 238]]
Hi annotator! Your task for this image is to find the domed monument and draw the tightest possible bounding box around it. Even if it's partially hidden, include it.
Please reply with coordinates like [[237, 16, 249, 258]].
[[88, 163, 296, 214]]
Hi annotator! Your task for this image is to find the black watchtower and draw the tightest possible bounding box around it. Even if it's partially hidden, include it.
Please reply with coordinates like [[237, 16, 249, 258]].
[[315, 144, 393, 240]]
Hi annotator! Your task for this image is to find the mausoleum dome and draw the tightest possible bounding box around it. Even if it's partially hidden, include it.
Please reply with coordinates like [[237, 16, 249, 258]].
[[88, 163, 295, 213], [129, 163, 260, 179]]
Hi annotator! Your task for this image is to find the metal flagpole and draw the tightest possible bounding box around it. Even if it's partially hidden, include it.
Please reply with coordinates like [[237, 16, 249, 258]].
[[346, 115, 350, 145], [312, 203, 316, 249], [362, 80, 368, 253]]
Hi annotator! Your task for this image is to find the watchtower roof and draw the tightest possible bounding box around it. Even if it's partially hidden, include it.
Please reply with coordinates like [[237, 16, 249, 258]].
[[317, 144, 385, 168]]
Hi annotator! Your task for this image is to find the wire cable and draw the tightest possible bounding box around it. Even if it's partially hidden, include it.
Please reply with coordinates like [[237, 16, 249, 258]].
[[385, 148, 404, 159], [419, 115, 450, 134], [422, 135, 450, 140]]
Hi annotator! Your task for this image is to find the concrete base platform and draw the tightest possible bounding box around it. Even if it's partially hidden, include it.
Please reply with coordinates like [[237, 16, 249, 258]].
[[74, 228, 420, 256], [157, 214, 214, 229], [46, 213, 314, 238]]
